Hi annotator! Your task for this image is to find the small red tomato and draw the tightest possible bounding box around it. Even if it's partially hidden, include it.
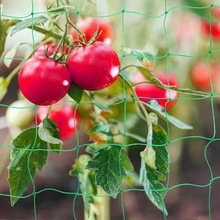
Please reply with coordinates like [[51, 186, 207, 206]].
[[201, 20, 220, 41], [37, 101, 80, 140], [33, 44, 68, 57], [67, 41, 120, 91], [190, 61, 217, 91], [19, 57, 71, 105], [134, 72, 179, 110], [70, 17, 114, 45]]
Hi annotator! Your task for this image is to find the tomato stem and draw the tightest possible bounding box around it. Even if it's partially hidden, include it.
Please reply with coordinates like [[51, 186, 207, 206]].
[[119, 73, 150, 126], [46, 105, 52, 118]]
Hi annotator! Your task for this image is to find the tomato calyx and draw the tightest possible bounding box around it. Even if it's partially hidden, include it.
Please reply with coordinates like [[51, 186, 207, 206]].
[[71, 26, 103, 47]]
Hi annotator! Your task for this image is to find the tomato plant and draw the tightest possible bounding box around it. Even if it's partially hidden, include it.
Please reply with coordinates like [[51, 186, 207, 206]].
[[67, 41, 120, 91], [0, 0, 202, 219], [134, 72, 179, 110], [70, 17, 113, 45], [36, 101, 80, 140], [19, 57, 71, 105], [190, 61, 217, 91]]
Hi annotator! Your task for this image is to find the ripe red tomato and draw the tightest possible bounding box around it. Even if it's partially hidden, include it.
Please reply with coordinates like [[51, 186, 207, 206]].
[[190, 61, 217, 91], [37, 101, 80, 140], [70, 17, 114, 45], [67, 41, 120, 91], [134, 72, 179, 110], [33, 44, 68, 57], [19, 57, 71, 105], [202, 21, 220, 41]]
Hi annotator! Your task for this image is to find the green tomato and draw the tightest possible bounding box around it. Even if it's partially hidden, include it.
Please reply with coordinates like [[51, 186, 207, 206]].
[[6, 100, 34, 129]]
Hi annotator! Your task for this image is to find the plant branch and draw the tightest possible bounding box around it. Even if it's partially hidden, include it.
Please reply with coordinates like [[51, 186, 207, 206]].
[[119, 74, 150, 126]]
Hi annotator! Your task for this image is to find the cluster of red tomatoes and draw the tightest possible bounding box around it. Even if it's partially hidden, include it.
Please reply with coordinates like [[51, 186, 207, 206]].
[[17, 17, 183, 139], [18, 17, 119, 141]]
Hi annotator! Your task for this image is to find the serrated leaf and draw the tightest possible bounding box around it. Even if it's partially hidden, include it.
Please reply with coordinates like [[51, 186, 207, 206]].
[[10, 16, 48, 36], [145, 100, 193, 130], [0, 77, 9, 102], [88, 122, 114, 145], [123, 47, 155, 71], [38, 118, 63, 153], [68, 83, 83, 103], [8, 128, 48, 206], [86, 145, 133, 196], [140, 159, 167, 215]]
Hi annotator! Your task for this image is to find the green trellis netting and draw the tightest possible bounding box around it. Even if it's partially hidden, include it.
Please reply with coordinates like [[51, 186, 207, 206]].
[[1, 0, 220, 219]]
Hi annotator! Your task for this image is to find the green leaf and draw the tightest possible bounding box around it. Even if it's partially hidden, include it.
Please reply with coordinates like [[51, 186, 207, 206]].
[[140, 159, 167, 215], [140, 146, 156, 169], [10, 16, 48, 36], [38, 118, 63, 153], [83, 91, 111, 113], [0, 77, 9, 102], [152, 124, 168, 162], [118, 129, 147, 143], [88, 122, 114, 145], [48, 5, 75, 12], [181, 0, 216, 22], [68, 83, 83, 103], [8, 128, 48, 206], [145, 100, 193, 130], [69, 154, 95, 217], [86, 144, 109, 155], [86, 145, 133, 196], [0, 19, 15, 57], [123, 47, 155, 71]]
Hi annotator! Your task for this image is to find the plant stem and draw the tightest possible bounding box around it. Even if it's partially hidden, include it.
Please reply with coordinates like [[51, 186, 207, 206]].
[[46, 105, 52, 118], [31, 25, 62, 40], [119, 74, 150, 126], [96, 187, 110, 220]]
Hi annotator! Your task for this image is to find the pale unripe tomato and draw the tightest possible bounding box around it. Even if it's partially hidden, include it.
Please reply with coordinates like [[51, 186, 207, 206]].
[[6, 100, 34, 129]]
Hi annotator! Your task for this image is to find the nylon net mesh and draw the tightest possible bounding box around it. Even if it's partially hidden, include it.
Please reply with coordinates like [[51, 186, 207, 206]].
[[0, 0, 220, 219]]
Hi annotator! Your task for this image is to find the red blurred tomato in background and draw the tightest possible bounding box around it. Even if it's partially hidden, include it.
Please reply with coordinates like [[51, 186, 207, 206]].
[[202, 21, 220, 41], [37, 101, 80, 141], [201, 7, 220, 41], [190, 61, 217, 91], [134, 72, 179, 111], [70, 17, 114, 45]]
